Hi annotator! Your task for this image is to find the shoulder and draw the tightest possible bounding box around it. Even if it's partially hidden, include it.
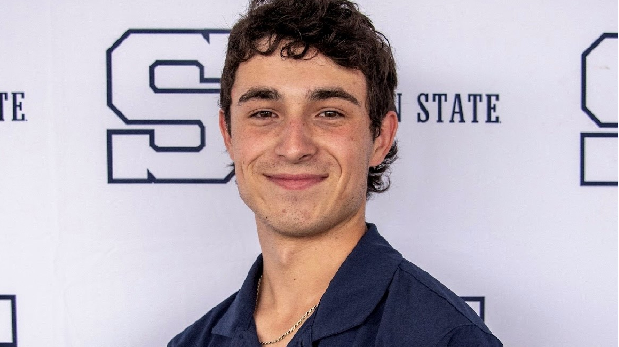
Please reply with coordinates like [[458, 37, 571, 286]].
[[167, 292, 238, 347], [395, 260, 486, 328], [377, 259, 501, 346]]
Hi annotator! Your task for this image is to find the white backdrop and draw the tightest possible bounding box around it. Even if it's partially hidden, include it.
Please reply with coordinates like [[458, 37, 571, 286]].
[[0, 1, 616, 346]]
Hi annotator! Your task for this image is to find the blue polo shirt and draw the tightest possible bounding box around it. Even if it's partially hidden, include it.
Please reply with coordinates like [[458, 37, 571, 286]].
[[168, 224, 502, 346]]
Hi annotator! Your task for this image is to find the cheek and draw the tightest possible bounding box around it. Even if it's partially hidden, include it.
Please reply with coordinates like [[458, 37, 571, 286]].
[[230, 126, 255, 161], [331, 137, 374, 174], [231, 133, 269, 176]]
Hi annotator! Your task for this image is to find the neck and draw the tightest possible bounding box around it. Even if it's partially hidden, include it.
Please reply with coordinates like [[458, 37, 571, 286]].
[[257, 214, 367, 305], [253, 211, 367, 343]]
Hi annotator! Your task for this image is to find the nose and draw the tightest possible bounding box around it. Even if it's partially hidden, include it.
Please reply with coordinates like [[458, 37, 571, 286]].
[[274, 117, 317, 162]]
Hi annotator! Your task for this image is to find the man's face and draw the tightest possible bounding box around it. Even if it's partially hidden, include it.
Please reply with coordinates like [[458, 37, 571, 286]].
[[220, 50, 392, 237]]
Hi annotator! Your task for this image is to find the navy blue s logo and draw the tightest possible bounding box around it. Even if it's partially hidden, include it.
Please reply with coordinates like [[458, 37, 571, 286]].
[[461, 296, 485, 321], [0, 295, 17, 347], [106, 29, 234, 184], [580, 33, 618, 186]]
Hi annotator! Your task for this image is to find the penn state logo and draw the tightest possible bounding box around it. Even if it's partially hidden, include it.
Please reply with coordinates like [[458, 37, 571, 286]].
[[106, 29, 233, 184], [461, 296, 485, 321], [580, 33, 617, 186], [0, 295, 17, 347]]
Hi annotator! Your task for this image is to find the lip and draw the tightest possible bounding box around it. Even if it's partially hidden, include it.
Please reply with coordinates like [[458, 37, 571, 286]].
[[265, 174, 328, 190]]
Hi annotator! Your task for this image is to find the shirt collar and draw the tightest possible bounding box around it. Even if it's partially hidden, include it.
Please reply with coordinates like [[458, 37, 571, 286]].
[[211, 223, 403, 341], [211, 255, 262, 338], [310, 223, 403, 340]]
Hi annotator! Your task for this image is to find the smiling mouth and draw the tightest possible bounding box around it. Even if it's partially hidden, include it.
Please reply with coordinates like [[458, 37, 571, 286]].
[[265, 174, 328, 190]]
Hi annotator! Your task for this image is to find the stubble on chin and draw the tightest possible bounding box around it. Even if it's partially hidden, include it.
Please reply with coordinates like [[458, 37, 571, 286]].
[[250, 185, 367, 240], [249, 190, 330, 239]]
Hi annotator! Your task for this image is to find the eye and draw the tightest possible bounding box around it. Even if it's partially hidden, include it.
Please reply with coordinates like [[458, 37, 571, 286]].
[[250, 110, 276, 119], [319, 110, 344, 118]]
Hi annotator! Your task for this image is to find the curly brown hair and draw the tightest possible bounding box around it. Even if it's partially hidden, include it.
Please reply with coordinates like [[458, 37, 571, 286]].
[[221, 0, 398, 197]]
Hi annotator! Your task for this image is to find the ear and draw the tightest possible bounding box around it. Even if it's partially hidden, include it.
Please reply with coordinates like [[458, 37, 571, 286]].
[[369, 111, 398, 167], [219, 109, 234, 161]]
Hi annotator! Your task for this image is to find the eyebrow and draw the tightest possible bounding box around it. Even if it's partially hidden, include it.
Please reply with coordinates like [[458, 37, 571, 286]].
[[237, 87, 281, 105], [236, 86, 361, 106], [308, 87, 360, 106]]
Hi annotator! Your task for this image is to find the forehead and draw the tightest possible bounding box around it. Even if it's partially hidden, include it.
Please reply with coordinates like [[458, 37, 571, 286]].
[[231, 51, 367, 104]]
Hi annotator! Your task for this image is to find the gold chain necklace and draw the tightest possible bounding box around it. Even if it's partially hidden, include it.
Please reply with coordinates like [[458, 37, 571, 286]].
[[255, 275, 320, 345]]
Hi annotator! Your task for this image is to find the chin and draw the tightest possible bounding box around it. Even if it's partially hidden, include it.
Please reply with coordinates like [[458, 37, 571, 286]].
[[258, 211, 335, 239]]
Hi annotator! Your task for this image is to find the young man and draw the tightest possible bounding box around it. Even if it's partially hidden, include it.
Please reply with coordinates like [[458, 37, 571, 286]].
[[169, 0, 502, 345]]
